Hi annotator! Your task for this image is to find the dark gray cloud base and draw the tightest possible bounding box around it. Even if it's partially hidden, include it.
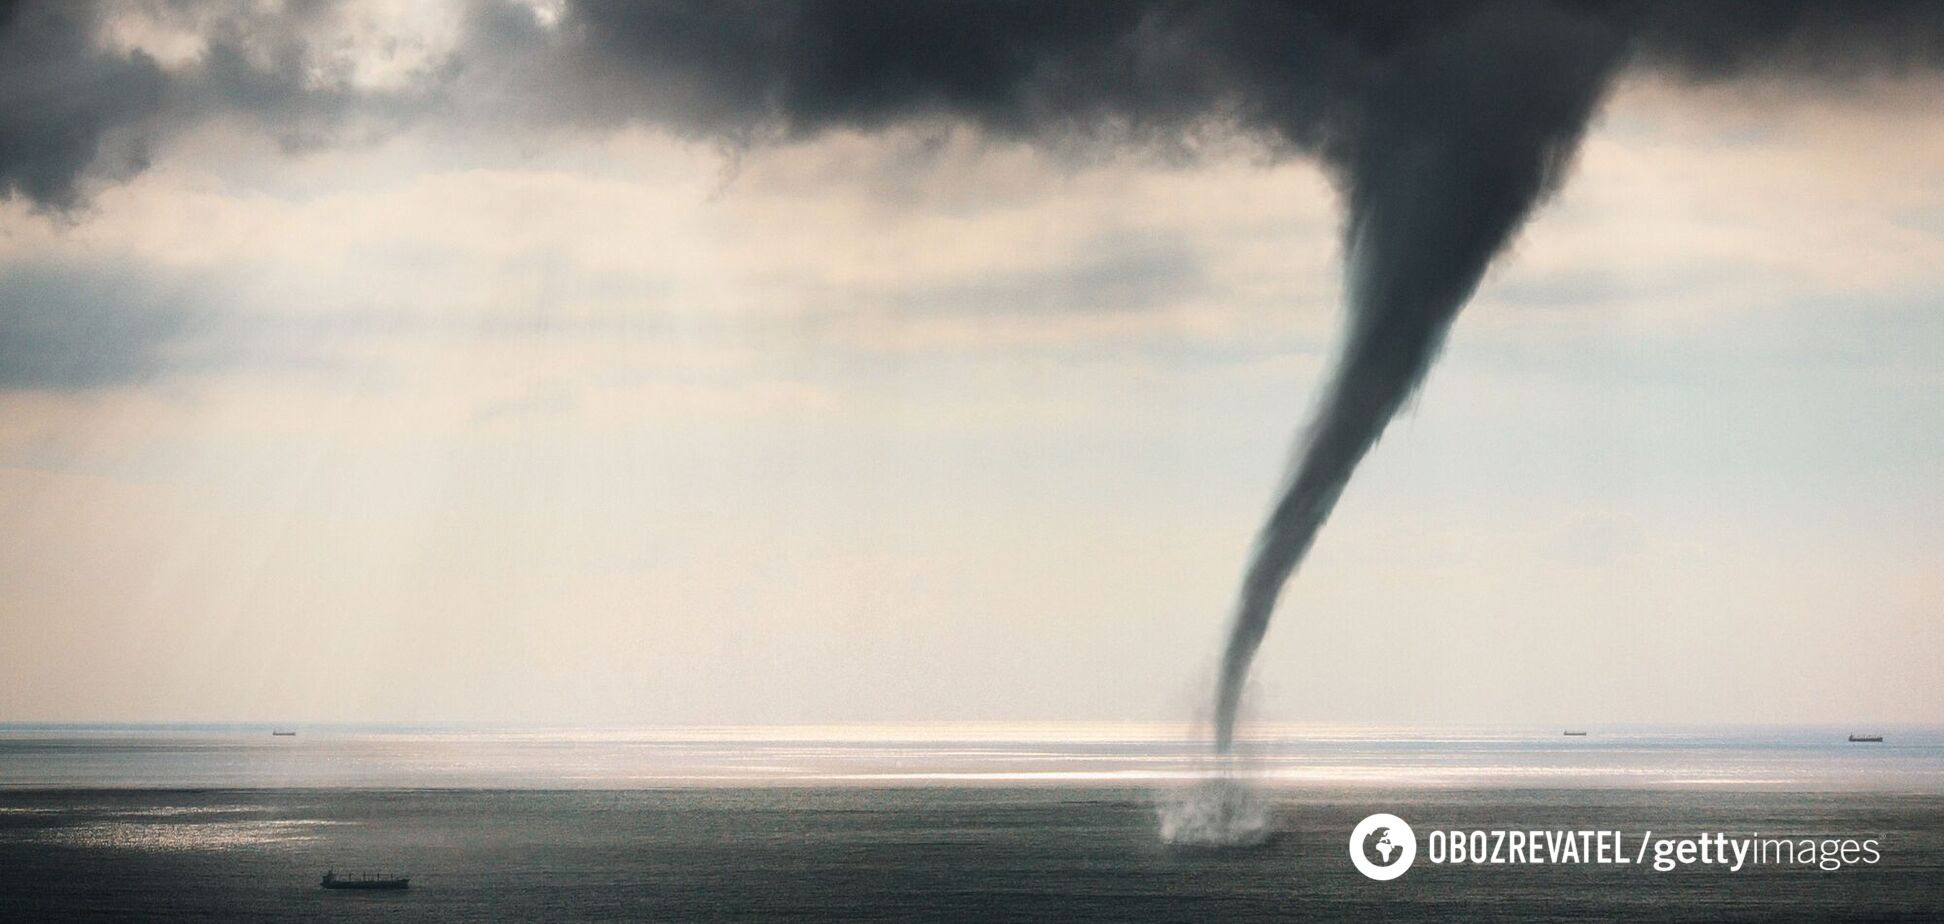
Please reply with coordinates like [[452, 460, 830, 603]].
[[0, 1, 163, 209], [3, 0, 1942, 748], [9, 2, 1942, 211], [0, 0, 430, 210]]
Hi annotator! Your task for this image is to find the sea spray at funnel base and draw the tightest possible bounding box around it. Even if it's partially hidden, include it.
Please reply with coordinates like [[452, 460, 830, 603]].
[[1157, 774, 1274, 847]]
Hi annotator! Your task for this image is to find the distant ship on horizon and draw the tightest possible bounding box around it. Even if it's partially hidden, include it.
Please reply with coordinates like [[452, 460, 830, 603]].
[[321, 870, 409, 890], [1848, 734, 1884, 743], [271, 730, 296, 737], [1562, 731, 1588, 737]]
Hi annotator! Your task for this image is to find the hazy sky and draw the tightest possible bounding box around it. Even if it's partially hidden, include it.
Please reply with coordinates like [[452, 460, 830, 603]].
[[1, 2, 1941, 725]]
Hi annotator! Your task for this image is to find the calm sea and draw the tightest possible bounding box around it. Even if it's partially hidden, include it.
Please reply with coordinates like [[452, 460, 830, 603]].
[[3, 725, 1940, 921]]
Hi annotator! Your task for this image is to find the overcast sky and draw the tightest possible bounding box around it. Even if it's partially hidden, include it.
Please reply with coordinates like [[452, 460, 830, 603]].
[[1, 1, 1940, 726]]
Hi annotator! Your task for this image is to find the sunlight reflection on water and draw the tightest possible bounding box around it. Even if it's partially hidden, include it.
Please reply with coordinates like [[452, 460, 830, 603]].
[[1, 724, 1939, 791], [22, 818, 352, 852]]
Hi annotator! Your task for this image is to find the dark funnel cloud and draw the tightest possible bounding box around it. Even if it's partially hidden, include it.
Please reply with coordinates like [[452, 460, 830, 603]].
[[5, 0, 1942, 744], [1208, 4, 1623, 750]]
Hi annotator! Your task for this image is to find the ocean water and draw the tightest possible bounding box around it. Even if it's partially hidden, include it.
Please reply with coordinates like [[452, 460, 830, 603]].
[[3, 725, 1941, 921]]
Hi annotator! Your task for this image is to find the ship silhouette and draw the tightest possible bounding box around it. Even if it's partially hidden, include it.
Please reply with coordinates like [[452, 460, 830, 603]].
[[321, 869, 410, 890]]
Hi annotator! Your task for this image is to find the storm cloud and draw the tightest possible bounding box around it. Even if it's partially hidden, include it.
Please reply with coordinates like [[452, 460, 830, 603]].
[[5, 1, 1941, 209], [1, 2, 1936, 212], [0, 1, 164, 209], [0, 0, 435, 211]]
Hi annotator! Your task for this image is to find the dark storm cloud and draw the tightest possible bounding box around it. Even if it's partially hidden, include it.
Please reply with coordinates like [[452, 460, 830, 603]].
[[0, 0, 433, 212], [1619, 0, 1944, 81], [496, 1, 1944, 159], [0, 1, 165, 210], [5, 1, 1941, 209]]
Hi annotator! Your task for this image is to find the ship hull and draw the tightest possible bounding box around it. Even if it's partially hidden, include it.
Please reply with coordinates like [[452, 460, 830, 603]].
[[321, 878, 409, 890]]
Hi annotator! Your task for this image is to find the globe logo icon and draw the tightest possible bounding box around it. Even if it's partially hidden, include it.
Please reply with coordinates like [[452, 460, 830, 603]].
[[1348, 813, 1416, 881], [1363, 826, 1402, 866]]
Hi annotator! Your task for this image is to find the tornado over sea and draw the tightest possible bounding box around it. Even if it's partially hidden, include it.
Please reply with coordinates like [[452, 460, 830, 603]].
[[6, 0, 1940, 758]]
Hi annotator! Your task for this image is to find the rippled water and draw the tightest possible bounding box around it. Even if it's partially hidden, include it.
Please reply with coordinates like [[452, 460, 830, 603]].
[[3, 726, 1939, 920], [2, 787, 1941, 922]]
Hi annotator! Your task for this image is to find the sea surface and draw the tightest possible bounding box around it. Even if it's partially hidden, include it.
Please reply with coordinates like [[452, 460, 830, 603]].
[[2, 724, 1940, 921]]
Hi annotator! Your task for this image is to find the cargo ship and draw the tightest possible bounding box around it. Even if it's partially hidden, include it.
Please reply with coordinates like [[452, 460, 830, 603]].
[[1562, 731, 1587, 737], [1848, 734, 1883, 743], [321, 870, 410, 890]]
